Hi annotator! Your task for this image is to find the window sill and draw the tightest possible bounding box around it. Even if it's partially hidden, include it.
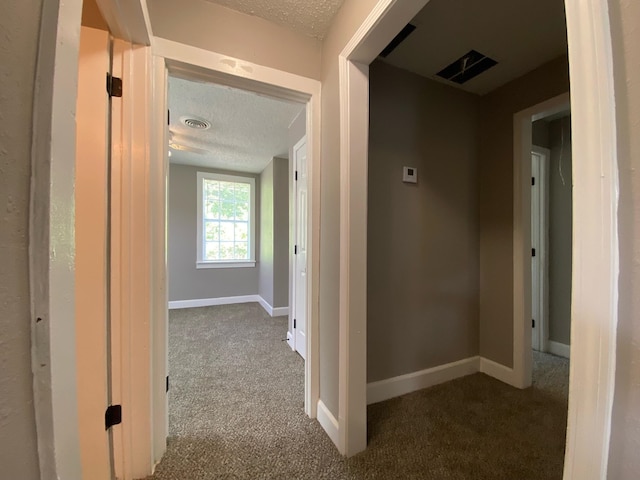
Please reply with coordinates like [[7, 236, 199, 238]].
[[196, 261, 256, 270]]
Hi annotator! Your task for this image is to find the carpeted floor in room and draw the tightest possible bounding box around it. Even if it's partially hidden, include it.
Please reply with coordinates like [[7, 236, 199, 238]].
[[146, 303, 569, 480]]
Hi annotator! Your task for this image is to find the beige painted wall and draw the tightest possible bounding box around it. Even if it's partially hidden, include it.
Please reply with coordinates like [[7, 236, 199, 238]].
[[168, 164, 261, 301], [478, 56, 570, 367], [319, 0, 379, 417], [608, 0, 640, 476], [367, 61, 480, 382], [148, 0, 322, 80], [0, 1, 44, 478], [547, 116, 572, 346]]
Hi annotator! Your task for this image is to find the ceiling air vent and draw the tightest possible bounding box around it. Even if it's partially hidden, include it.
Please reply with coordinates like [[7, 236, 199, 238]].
[[436, 50, 498, 84], [181, 117, 211, 130], [379, 23, 416, 58]]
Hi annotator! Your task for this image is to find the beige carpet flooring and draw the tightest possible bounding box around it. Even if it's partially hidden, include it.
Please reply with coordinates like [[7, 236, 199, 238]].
[[146, 303, 569, 480]]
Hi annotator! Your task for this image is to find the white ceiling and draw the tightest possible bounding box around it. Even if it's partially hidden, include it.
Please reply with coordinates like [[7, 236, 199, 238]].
[[203, 0, 345, 39], [168, 76, 304, 173], [381, 0, 568, 95]]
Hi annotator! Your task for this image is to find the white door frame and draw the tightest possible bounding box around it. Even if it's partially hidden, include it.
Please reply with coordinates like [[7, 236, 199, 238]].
[[531, 145, 550, 353], [150, 36, 322, 432], [513, 93, 570, 389], [341, 0, 620, 476]]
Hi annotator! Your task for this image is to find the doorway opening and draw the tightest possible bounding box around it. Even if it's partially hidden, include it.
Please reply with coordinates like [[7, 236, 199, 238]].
[[164, 72, 310, 461]]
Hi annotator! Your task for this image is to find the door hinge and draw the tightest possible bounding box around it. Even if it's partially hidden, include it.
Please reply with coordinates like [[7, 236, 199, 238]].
[[294, 319, 297, 329], [532, 248, 536, 257], [166, 376, 170, 393], [532, 177, 535, 186], [294, 245, 298, 255], [532, 319, 535, 328], [105, 405, 122, 430], [168, 109, 170, 125], [106, 73, 123, 98], [295, 170, 298, 181]]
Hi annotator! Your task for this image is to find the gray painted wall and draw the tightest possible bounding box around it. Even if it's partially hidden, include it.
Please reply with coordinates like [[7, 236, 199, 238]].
[[547, 116, 572, 345], [259, 161, 275, 305], [258, 157, 289, 308], [0, 1, 44, 478], [479, 56, 570, 367], [368, 61, 480, 383], [273, 158, 290, 308], [608, 0, 640, 474], [532, 120, 550, 148], [168, 164, 261, 301]]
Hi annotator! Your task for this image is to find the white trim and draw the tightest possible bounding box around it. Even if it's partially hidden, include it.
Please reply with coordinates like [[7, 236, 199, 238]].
[[367, 357, 480, 405], [548, 341, 571, 359], [168, 295, 261, 310], [316, 400, 340, 449], [94, 0, 152, 45], [564, 1, 620, 476], [196, 171, 256, 265], [196, 261, 256, 269], [151, 40, 322, 434], [257, 296, 290, 317], [513, 93, 570, 390], [480, 357, 517, 386], [336, 0, 431, 457]]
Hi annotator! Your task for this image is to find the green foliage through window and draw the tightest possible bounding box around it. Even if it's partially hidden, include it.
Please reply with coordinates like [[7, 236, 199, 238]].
[[202, 178, 252, 261]]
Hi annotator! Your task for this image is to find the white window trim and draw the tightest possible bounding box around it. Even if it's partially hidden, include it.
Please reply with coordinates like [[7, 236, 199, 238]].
[[196, 171, 256, 268]]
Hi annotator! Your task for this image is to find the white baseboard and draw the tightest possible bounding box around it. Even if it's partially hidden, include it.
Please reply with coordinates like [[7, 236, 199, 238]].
[[548, 340, 570, 359], [257, 296, 289, 317], [367, 356, 480, 405], [479, 357, 516, 386], [169, 295, 289, 318], [316, 400, 340, 450], [286, 331, 294, 351], [168, 295, 260, 310]]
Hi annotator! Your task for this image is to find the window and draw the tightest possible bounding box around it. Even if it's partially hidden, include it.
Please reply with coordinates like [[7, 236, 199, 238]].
[[196, 171, 256, 268]]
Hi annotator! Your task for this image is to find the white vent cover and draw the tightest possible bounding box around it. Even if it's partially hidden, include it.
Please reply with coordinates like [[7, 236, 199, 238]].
[[181, 116, 211, 130]]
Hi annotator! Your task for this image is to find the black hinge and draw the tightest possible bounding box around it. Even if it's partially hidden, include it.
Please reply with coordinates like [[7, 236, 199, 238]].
[[532, 319, 535, 328], [168, 109, 170, 126], [105, 405, 122, 430], [294, 245, 298, 255], [166, 376, 170, 393], [532, 177, 535, 186], [295, 171, 298, 181], [106, 73, 123, 98], [532, 248, 536, 257], [294, 319, 297, 329]]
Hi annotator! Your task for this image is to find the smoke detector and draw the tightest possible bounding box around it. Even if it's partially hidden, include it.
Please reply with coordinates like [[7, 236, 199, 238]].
[[180, 116, 211, 130]]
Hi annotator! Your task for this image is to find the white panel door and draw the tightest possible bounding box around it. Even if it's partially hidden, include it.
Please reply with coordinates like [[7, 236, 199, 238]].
[[531, 152, 541, 351], [293, 137, 308, 359]]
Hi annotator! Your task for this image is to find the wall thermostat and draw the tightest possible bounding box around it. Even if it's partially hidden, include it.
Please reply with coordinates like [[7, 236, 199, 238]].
[[403, 166, 418, 184]]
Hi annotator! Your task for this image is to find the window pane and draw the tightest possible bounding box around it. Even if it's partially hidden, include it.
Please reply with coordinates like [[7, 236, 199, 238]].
[[220, 222, 234, 242], [205, 221, 219, 241], [234, 183, 250, 203], [235, 202, 249, 221], [234, 242, 248, 259], [234, 222, 248, 241], [219, 182, 235, 204], [204, 180, 219, 201], [205, 242, 219, 260], [220, 201, 235, 221], [219, 242, 235, 260]]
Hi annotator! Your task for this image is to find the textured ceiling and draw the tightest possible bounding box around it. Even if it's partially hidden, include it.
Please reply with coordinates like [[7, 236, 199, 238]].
[[168, 76, 304, 173], [381, 0, 568, 95], [203, 0, 345, 39]]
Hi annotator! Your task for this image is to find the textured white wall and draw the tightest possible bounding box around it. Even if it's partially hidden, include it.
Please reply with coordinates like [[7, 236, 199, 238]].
[[0, 1, 45, 479]]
